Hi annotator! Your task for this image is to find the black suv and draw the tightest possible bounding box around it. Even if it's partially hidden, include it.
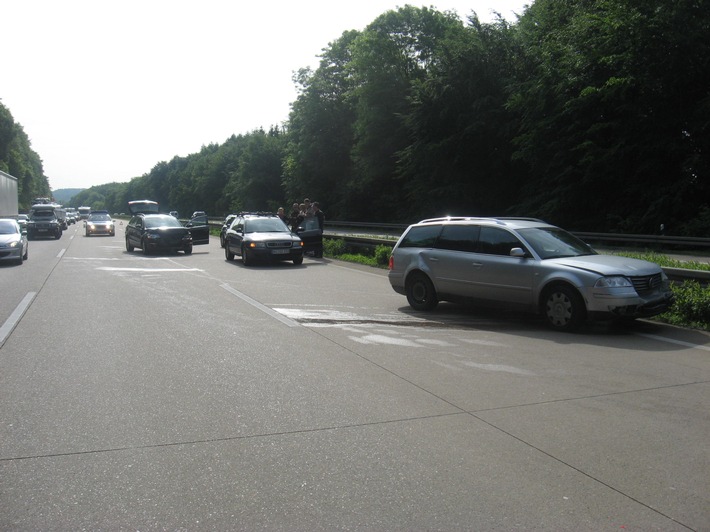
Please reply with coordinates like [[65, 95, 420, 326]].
[[125, 200, 210, 255], [27, 204, 62, 240], [224, 212, 304, 265]]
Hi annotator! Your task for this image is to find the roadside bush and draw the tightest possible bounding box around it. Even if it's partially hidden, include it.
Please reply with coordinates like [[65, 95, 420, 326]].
[[323, 238, 347, 256], [659, 281, 710, 330], [374, 245, 391, 266]]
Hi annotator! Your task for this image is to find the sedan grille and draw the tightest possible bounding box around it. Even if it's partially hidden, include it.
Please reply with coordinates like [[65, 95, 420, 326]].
[[630, 273, 662, 295], [266, 241, 293, 249]]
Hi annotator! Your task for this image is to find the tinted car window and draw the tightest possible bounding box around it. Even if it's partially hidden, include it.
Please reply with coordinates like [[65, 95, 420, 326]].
[[436, 225, 479, 252], [88, 213, 111, 221], [477, 227, 523, 256], [399, 225, 441, 248]]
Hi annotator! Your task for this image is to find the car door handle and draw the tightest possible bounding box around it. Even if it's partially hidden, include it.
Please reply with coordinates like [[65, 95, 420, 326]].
[[471, 262, 483, 268], [428, 257, 439, 262]]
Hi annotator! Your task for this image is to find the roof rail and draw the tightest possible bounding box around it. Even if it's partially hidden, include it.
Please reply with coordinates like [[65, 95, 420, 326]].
[[418, 216, 547, 225]]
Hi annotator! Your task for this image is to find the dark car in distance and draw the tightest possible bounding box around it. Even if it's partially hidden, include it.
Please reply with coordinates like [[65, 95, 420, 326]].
[[27, 204, 62, 240], [224, 212, 304, 266], [126, 214, 196, 255], [220, 214, 237, 248]]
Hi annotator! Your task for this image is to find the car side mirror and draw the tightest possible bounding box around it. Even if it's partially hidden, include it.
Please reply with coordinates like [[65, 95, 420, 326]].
[[510, 247, 527, 258]]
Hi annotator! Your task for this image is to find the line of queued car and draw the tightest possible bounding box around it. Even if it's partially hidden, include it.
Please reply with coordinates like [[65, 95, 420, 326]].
[[17, 197, 675, 331]]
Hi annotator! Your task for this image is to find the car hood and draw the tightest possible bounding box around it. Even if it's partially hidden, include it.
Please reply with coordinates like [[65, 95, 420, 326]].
[[0, 234, 21, 245], [247, 231, 299, 241], [549, 254, 661, 276]]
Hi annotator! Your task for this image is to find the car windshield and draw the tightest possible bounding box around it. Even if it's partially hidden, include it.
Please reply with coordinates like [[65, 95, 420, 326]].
[[517, 227, 597, 259], [144, 215, 182, 229], [30, 210, 54, 219], [0, 221, 18, 234], [245, 218, 289, 233], [89, 213, 111, 221]]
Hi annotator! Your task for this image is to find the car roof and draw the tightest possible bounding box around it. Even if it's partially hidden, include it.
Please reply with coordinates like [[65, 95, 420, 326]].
[[414, 216, 551, 230]]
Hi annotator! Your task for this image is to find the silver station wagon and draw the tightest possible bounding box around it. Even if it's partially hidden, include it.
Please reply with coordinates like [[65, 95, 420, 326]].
[[388, 217, 675, 331]]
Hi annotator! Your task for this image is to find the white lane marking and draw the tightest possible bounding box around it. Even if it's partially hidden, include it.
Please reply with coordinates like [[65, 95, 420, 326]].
[[57, 249, 66, 258], [97, 267, 203, 272], [0, 292, 37, 346], [220, 284, 300, 328], [637, 333, 710, 352]]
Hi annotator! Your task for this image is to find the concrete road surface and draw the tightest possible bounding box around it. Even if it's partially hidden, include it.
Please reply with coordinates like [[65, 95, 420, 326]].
[[0, 223, 707, 530]]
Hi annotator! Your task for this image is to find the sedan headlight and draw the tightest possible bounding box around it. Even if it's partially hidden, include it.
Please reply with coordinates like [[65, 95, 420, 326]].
[[248, 242, 265, 248], [595, 276, 633, 288]]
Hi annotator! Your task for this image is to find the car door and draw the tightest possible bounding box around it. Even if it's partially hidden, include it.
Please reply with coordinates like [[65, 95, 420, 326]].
[[126, 216, 141, 247], [226, 217, 245, 254], [468, 226, 536, 308], [185, 214, 210, 245]]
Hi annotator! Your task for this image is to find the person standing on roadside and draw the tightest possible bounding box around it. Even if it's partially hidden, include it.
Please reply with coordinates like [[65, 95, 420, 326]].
[[313, 201, 325, 231], [277, 207, 288, 224], [290, 203, 303, 231]]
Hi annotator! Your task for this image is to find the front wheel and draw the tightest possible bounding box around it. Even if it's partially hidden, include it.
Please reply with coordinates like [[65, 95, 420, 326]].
[[142, 239, 150, 255], [184, 244, 193, 255], [542, 285, 586, 331], [242, 246, 251, 266], [225, 245, 235, 261], [126, 238, 134, 252], [406, 273, 438, 311], [293, 256, 303, 265]]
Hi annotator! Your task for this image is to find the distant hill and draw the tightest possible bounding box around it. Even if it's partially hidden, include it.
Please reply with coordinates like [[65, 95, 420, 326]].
[[52, 188, 84, 204]]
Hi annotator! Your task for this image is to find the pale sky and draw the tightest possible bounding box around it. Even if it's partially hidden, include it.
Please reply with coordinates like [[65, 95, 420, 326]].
[[3, 0, 527, 191]]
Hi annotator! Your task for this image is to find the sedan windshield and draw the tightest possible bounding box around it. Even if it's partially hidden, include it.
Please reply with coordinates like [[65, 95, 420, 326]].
[[245, 219, 289, 233], [518, 227, 596, 259], [144, 215, 183, 229], [0, 221, 19, 234], [88, 214, 111, 221]]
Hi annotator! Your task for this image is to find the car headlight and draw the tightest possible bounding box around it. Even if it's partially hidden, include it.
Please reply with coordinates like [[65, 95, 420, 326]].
[[294, 241, 303, 248], [248, 242, 265, 248], [146, 233, 160, 239], [594, 276, 633, 288]]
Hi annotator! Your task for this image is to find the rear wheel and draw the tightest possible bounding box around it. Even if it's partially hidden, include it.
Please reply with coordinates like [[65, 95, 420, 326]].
[[406, 272, 438, 311], [542, 285, 586, 331]]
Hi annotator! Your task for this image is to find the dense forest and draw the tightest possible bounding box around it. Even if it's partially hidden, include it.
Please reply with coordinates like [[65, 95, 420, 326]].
[[0, 103, 52, 210], [5, 0, 710, 235]]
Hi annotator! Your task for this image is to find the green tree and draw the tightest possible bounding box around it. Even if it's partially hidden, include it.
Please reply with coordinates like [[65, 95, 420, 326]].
[[507, 0, 710, 232]]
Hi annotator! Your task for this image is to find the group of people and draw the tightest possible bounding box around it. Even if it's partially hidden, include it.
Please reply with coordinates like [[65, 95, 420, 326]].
[[277, 198, 324, 232]]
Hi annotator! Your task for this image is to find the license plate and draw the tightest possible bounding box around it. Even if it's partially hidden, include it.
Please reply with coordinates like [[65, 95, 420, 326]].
[[38, 229, 48, 232], [272, 249, 290, 255]]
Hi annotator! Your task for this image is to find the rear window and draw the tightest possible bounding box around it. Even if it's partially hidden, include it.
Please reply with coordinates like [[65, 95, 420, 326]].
[[398, 225, 441, 248]]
